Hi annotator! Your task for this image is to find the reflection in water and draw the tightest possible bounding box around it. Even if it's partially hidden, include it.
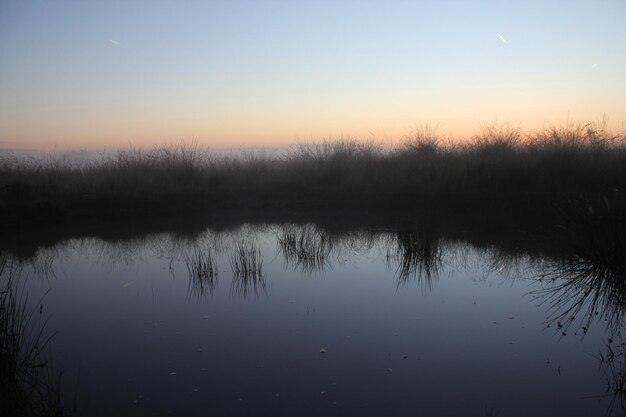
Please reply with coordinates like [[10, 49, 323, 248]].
[[532, 233, 626, 413], [386, 230, 442, 290], [229, 240, 266, 299], [535, 257, 626, 336], [3, 220, 626, 416], [277, 224, 334, 274], [598, 338, 626, 414], [81, 236, 150, 271], [536, 200, 626, 334], [185, 248, 219, 299]]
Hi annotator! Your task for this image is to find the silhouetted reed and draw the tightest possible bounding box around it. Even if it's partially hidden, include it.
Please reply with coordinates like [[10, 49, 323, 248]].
[[2, 121, 624, 229], [229, 240, 266, 299], [277, 224, 334, 274], [185, 248, 219, 299], [0, 258, 63, 416], [387, 230, 442, 291]]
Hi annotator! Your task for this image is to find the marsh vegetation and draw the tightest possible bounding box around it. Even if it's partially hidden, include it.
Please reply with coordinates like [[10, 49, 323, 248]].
[[0, 259, 64, 417], [1, 121, 625, 234], [2, 120, 625, 416]]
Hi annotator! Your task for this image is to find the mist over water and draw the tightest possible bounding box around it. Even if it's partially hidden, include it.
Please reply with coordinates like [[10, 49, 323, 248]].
[[3, 222, 623, 417]]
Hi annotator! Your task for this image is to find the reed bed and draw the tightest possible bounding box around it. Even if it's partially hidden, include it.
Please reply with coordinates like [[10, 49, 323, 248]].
[[0, 258, 63, 416], [1, 121, 625, 227]]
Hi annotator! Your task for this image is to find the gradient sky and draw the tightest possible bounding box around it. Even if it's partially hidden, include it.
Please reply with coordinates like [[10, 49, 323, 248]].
[[1, 0, 625, 150]]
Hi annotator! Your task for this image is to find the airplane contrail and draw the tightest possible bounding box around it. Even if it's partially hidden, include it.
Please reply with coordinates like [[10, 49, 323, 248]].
[[109, 39, 120, 46], [496, 32, 508, 44]]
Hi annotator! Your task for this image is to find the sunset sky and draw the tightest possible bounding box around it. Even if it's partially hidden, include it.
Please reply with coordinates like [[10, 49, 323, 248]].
[[1, 1, 625, 151]]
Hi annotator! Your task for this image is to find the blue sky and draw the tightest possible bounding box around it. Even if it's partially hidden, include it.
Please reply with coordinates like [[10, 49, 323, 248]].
[[1, 0, 625, 150]]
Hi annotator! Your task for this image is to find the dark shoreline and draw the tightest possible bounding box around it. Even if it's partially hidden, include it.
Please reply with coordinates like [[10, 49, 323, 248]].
[[2, 123, 625, 262], [0, 197, 613, 263]]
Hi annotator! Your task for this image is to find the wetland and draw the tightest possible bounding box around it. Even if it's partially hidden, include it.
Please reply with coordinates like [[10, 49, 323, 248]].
[[1, 212, 624, 417]]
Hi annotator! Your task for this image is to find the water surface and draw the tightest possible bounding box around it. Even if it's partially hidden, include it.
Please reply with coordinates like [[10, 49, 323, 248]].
[[5, 223, 624, 416]]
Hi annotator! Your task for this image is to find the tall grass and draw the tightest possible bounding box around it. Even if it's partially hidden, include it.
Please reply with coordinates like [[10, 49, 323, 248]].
[[1, 121, 625, 226], [0, 258, 63, 417]]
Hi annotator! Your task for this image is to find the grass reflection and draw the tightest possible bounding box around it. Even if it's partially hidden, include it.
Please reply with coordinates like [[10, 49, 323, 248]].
[[597, 338, 626, 415], [229, 240, 266, 300], [2, 217, 625, 414], [534, 198, 625, 335], [185, 247, 219, 300], [387, 230, 442, 291], [530, 197, 626, 413], [277, 224, 334, 275]]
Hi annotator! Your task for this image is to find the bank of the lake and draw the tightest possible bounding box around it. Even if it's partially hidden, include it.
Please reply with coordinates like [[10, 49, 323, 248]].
[[1, 123, 625, 235]]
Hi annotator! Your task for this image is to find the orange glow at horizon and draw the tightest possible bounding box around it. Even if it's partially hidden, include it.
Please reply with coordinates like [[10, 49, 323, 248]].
[[2, 2, 625, 152], [1, 107, 623, 152]]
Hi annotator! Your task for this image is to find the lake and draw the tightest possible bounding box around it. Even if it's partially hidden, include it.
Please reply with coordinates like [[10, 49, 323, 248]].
[[2, 220, 624, 417]]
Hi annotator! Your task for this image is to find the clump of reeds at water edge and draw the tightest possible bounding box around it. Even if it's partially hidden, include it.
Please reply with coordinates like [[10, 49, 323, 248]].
[[0, 258, 64, 417]]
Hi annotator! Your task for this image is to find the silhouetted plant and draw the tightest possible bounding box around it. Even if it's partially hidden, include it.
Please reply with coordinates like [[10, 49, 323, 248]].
[[0, 258, 64, 417], [1, 120, 625, 235], [401, 124, 442, 157]]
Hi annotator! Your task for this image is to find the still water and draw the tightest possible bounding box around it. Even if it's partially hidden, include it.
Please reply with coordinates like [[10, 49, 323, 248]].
[[5, 223, 624, 416]]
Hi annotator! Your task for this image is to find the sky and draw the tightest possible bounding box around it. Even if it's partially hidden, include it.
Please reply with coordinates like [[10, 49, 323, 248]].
[[1, 0, 625, 151]]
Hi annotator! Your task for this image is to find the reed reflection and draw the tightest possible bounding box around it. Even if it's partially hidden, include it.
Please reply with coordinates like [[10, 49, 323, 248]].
[[536, 257, 626, 413], [185, 247, 219, 300], [536, 258, 625, 336], [386, 230, 442, 291], [531, 207, 626, 414], [229, 240, 266, 300], [597, 337, 626, 414], [277, 224, 334, 275], [2, 219, 625, 414], [533, 201, 625, 336]]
